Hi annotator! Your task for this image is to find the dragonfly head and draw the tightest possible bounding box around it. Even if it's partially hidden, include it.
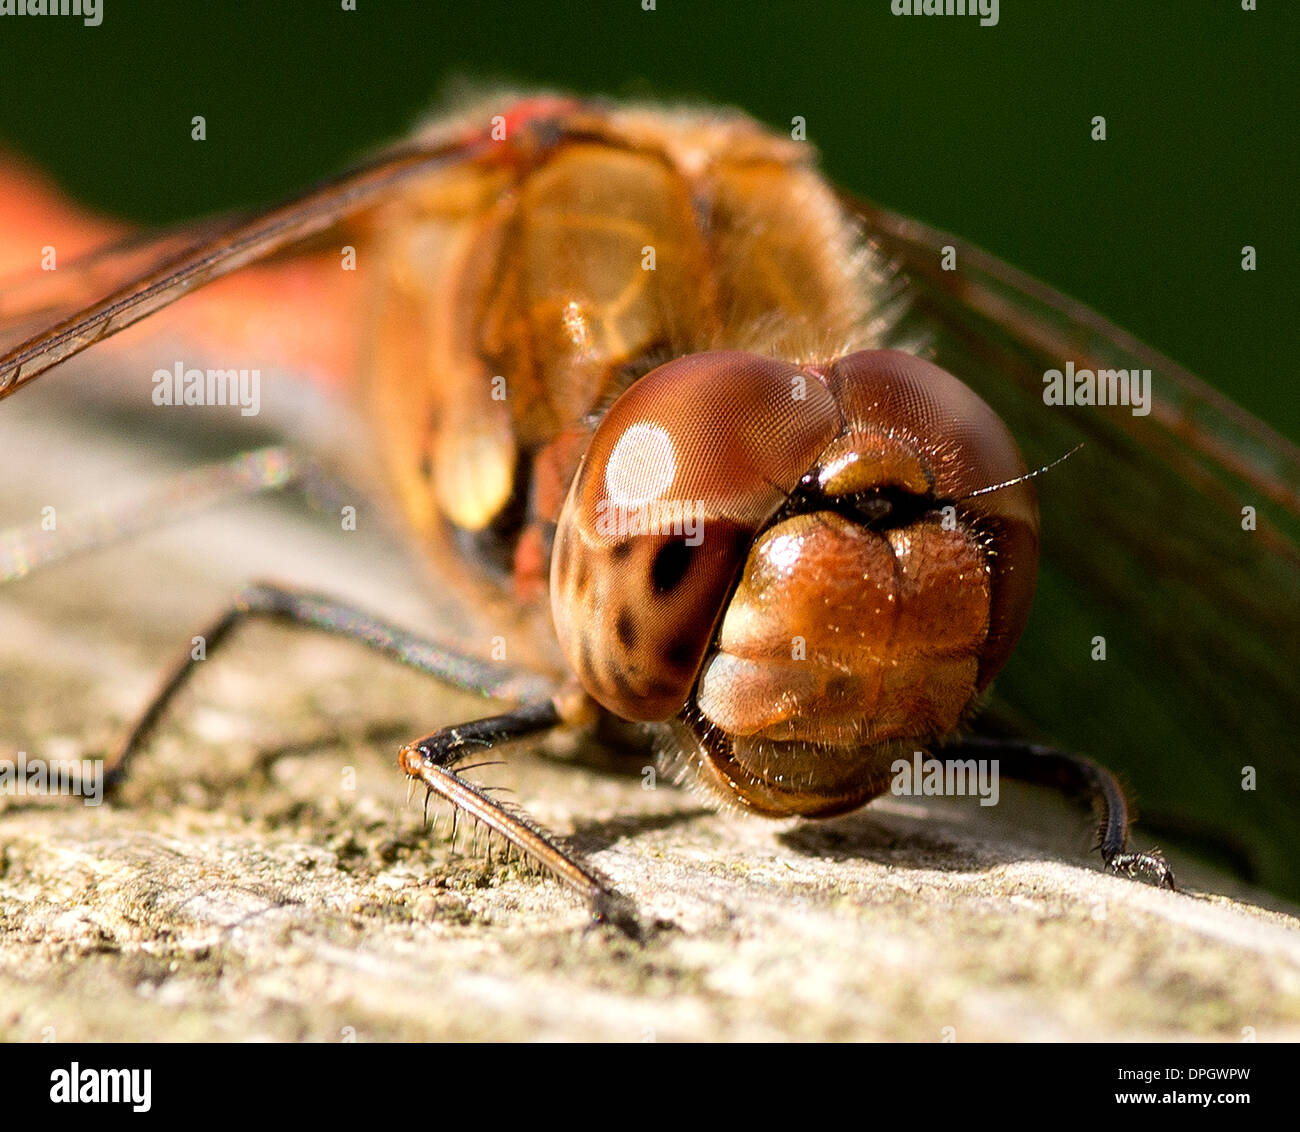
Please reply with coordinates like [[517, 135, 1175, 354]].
[[550, 349, 1039, 816]]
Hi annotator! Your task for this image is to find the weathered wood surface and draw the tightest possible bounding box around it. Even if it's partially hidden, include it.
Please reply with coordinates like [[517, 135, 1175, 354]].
[[2, 366, 1299, 1042]]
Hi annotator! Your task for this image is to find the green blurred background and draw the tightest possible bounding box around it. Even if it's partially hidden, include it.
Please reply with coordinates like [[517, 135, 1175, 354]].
[[0, 0, 1294, 440]]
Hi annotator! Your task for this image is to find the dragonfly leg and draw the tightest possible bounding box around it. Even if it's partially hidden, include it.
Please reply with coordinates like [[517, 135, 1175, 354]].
[[399, 708, 641, 937], [938, 736, 1175, 890], [101, 581, 641, 932], [106, 579, 557, 791]]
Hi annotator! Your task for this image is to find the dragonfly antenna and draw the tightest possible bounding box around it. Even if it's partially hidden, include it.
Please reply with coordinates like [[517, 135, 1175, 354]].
[[962, 443, 1084, 501]]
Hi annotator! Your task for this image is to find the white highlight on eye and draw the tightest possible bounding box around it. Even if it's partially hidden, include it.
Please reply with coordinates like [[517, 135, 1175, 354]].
[[605, 422, 676, 505]]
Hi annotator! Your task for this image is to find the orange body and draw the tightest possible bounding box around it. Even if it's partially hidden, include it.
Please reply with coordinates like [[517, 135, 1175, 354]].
[[354, 102, 874, 627]]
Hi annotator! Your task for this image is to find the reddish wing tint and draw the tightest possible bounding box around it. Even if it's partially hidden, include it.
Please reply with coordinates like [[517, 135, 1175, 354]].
[[0, 132, 494, 400]]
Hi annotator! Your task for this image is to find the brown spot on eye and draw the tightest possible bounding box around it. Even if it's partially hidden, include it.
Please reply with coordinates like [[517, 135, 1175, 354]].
[[609, 665, 643, 706], [616, 609, 638, 649], [611, 539, 633, 561], [647, 678, 683, 699], [651, 540, 693, 595], [663, 636, 695, 670], [578, 633, 597, 683], [608, 667, 687, 712]]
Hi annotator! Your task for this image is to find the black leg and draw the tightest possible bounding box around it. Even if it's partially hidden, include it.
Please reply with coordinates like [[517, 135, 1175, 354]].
[[398, 705, 641, 938], [938, 736, 1175, 889], [3, 450, 641, 931], [102, 580, 641, 935], [104, 580, 557, 790]]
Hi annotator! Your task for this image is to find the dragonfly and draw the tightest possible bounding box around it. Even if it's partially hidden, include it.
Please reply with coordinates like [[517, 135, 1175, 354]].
[[1, 94, 1297, 929]]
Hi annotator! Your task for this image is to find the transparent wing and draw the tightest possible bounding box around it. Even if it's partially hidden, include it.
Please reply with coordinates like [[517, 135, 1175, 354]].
[[0, 131, 492, 400], [0, 218, 224, 344], [848, 192, 1300, 895]]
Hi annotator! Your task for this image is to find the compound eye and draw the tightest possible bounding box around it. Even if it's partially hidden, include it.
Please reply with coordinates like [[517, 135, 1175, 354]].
[[550, 350, 840, 720], [824, 350, 1041, 687]]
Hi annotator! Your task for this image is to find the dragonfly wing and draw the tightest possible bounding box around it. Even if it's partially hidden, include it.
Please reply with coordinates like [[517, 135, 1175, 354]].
[[845, 191, 1300, 896], [0, 132, 493, 401]]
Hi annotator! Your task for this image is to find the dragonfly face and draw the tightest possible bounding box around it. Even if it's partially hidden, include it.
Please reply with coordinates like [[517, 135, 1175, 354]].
[[551, 348, 1038, 816], [2, 94, 1297, 902]]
